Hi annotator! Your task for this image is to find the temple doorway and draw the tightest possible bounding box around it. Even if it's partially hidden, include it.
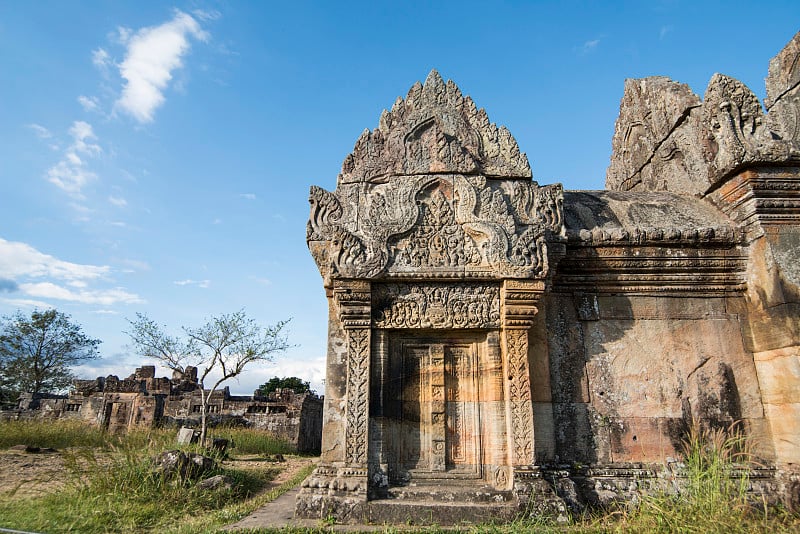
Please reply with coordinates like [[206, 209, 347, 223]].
[[383, 333, 487, 484]]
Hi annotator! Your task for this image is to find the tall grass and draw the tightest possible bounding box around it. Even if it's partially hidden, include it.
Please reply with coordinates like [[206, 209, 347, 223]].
[[0, 420, 304, 533], [209, 427, 295, 456], [607, 420, 796, 533], [0, 418, 110, 449], [0, 419, 296, 455]]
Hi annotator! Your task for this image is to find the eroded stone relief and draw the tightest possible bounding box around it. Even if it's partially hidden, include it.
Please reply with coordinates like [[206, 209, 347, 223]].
[[606, 30, 800, 194]]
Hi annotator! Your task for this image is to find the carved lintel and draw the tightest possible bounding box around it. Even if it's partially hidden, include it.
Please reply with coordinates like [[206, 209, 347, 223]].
[[373, 282, 500, 329]]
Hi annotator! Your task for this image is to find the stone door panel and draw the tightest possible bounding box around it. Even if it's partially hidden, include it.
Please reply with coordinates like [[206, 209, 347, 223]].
[[387, 334, 483, 483]]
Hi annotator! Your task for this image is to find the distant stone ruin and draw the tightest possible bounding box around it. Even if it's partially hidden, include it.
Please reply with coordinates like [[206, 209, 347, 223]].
[[299, 31, 800, 523], [3, 365, 323, 453]]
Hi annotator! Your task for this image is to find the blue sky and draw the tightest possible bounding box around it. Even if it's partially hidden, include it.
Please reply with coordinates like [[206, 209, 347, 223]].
[[1, 1, 798, 395]]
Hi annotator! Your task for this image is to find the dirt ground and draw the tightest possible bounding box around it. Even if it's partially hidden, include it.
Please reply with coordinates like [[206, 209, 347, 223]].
[[0, 449, 314, 500], [0, 449, 72, 498]]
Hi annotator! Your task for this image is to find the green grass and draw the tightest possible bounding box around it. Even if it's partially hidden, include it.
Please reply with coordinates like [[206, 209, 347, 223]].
[[0, 419, 296, 455], [206, 426, 295, 456], [1, 419, 797, 533], [0, 420, 308, 533], [0, 418, 110, 449]]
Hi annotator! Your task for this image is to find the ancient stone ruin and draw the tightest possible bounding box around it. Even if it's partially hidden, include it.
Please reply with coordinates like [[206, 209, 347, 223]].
[[299, 31, 800, 523], [4, 365, 323, 453]]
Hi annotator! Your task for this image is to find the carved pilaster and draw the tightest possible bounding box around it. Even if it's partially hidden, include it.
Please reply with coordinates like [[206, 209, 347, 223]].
[[334, 280, 372, 467], [501, 280, 544, 468]]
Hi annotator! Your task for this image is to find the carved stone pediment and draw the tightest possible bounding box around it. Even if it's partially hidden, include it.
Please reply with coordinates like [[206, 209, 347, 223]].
[[308, 73, 564, 284], [338, 70, 531, 184]]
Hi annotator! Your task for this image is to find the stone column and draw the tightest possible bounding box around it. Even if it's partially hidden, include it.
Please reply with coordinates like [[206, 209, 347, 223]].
[[501, 279, 554, 508], [296, 279, 372, 521]]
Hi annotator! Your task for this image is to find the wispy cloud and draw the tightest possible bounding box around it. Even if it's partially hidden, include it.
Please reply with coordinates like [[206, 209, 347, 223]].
[[20, 282, 143, 305], [108, 195, 127, 207], [92, 48, 112, 71], [118, 258, 150, 273], [659, 25, 673, 40], [46, 121, 102, 197], [192, 9, 221, 22], [115, 10, 208, 123], [173, 279, 210, 288], [28, 123, 52, 139], [0, 298, 53, 310], [579, 39, 600, 55], [0, 237, 143, 306], [78, 95, 101, 112], [239, 193, 257, 200]]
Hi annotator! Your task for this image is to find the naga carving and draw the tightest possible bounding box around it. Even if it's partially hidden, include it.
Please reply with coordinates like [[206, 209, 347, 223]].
[[307, 176, 564, 281]]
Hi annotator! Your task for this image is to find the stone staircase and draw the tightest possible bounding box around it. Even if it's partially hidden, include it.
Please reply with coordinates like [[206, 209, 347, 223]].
[[366, 482, 521, 525]]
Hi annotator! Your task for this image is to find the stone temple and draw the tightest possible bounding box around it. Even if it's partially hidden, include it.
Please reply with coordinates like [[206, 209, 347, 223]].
[[298, 31, 800, 523]]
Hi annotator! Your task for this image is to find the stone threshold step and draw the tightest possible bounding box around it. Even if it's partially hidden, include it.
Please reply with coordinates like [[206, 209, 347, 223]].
[[385, 486, 515, 503]]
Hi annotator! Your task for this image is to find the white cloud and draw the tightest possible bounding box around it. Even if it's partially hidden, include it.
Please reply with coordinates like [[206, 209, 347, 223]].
[[70, 121, 101, 155], [0, 298, 54, 309], [47, 121, 102, 197], [239, 193, 257, 200], [109, 195, 127, 207], [660, 25, 673, 40], [115, 11, 208, 123], [20, 282, 143, 305], [0, 238, 108, 281], [0, 238, 143, 307], [28, 123, 52, 139], [47, 161, 96, 196], [78, 95, 100, 112], [173, 279, 211, 288]]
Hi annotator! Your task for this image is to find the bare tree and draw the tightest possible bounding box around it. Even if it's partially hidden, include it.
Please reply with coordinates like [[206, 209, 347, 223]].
[[126, 310, 290, 443]]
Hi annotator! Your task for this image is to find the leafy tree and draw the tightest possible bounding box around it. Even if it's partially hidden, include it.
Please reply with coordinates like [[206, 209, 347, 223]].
[[126, 309, 291, 444], [0, 309, 101, 396], [257, 376, 312, 396]]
